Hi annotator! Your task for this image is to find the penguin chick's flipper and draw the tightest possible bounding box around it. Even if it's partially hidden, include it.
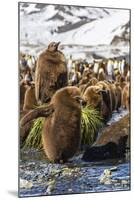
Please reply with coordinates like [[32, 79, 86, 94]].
[[20, 104, 54, 127]]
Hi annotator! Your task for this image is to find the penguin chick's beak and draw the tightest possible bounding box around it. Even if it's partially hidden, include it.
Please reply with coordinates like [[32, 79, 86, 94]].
[[56, 42, 60, 49], [74, 96, 86, 106]]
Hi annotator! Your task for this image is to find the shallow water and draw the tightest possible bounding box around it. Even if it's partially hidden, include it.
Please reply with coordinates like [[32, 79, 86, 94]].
[[19, 155, 130, 197], [19, 109, 130, 197]]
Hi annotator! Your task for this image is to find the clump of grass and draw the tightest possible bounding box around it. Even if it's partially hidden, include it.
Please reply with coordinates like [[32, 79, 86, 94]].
[[22, 106, 103, 149], [22, 117, 44, 150], [81, 106, 103, 145]]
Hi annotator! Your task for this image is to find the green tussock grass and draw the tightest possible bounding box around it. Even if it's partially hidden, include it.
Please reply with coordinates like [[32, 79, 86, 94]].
[[81, 106, 104, 145], [22, 106, 103, 149], [23, 117, 44, 150]]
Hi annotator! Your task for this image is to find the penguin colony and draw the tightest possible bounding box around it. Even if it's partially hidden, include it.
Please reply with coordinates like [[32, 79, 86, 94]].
[[20, 42, 130, 162]]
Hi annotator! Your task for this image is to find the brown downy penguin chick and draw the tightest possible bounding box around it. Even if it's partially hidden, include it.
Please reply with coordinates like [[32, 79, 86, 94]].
[[82, 86, 103, 109], [82, 85, 111, 122], [23, 83, 37, 111], [105, 81, 117, 112], [100, 89, 112, 122], [79, 69, 94, 86], [122, 83, 130, 110], [79, 76, 89, 85], [116, 75, 127, 90], [20, 86, 84, 163], [79, 84, 87, 95], [79, 77, 98, 95], [115, 74, 121, 82], [35, 42, 68, 104], [20, 80, 28, 111], [96, 81, 112, 114], [114, 82, 122, 111], [20, 82, 37, 143], [90, 77, 98, 86]]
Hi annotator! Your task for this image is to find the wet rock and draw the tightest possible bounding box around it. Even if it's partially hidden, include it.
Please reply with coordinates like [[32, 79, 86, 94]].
[[20, 179, 33, 189], [83, 114, 130, 161], [110, 166, 118, 171], [99, 169, 112, 185]]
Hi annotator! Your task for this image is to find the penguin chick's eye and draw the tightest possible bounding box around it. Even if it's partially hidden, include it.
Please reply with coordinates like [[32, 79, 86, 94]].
[[73, 96, 86, 105]]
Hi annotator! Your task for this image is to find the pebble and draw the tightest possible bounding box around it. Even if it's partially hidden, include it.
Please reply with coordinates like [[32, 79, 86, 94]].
[[68, 188, 73, 192]]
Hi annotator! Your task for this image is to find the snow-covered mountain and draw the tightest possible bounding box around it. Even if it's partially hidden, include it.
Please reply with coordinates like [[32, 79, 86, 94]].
[[19, 3, 130, 61]]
